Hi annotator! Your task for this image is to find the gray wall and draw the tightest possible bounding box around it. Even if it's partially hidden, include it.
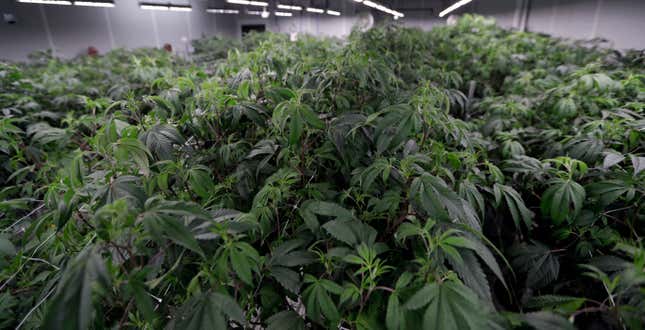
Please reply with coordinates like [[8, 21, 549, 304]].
[[1, 0, 643, 61], [242, 0, 360, 38], [528, 0, 645, 49], [421, 0, 645, 50], [0, 0, 237, 61]]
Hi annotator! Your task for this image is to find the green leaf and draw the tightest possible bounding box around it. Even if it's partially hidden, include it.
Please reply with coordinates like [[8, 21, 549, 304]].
[[298, 200, 353, 231], [541, 179, 585, 225], [404, 283, 438, 310], [129, 271, 156, 323], [447, 250, 492, 303], [322, 219, 378, 246], [113, 137, 152, 176], [459, 180, 485, 219], [269, 240, 316, 267], [602, 152, 624, 170], [267, 311, 305, 330], [0, 237, 16, 256], [522, 311, 574, 330], [229, 242, 259, 285], [188, 166, 216, 200], [494, 183, 534, 229], [554, 97, 577, 118], [43, 247, 110, 330], [441, 234, 508, 290], [96, 175, 146, 208], [405, 281, 490, 330], [141, 198, 209, 258], [587, 180, 634, 206], [303, 278, 341, 326], [630, 155, 645, 176], [68, 153, 85, 189], [511, 242, 560, 289], [386, 293, 404, 330], [270, 266, 301, 293], [411, 174, 481, 231], [300, 105, 324, 129], [525, 295, 585, 314], [172, 291, 245, 329], [139, 124, 184, 160], [288, 109, 303, 145]]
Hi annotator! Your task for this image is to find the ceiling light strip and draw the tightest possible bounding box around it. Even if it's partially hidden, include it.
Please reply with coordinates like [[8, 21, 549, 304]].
[[306, 7, 324, 13], [439, 0, 472, 17], [169, 5, 191, 12], [207, 8, 239, 14], [140, 3, 169, 10], [139, 2, 192, 11], [277, 4, 302, 11], [227, 0, 268, 7], [17, 0, 72, 5], [354, 0, 403, 18], [74, 1, 115, 7], [326, 9, 340, 16], [275, 11, 293, 16]]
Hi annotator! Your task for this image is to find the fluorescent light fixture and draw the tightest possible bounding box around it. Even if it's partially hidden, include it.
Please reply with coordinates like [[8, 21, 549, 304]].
[[140, 3, 169, 10], [275, 11, 293, 16], [277, 4, 302, 11], [169, 5, 191, 12], [357, 0, 403, 18], [306, 7, 324, 13], [326, 9, 340, 16], [227, 0, 268, 7], [17, 0, 72, 5], [439, 0, 472, 17], [207, 8, 239, 14], [74, 1, 114, 7], [247, 10, 262, 15]]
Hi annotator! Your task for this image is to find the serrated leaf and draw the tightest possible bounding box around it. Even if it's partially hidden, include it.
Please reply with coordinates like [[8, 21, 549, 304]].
[[43, 247, 110, 330], [139, 124, 184, 160], [602, 152, 624, 170], [267, 311, 305, 330], [298, 200, 353, 231], [511, 242, 560, 289], [405, 281, 490, 330], [411, 174, 481, 231], [522, 311, 574, 330], [172, 291, 244, 330], [270, 266, 301, 293], [541, 179, 585, 225], [447, 250, 492, 303], [322, 219, 377, 246], [630, 155, 645, 175], [141, 198, 208, 258]]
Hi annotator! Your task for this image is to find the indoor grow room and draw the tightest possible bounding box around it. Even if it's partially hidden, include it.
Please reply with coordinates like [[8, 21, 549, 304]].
[[0, 0, 644, 329]]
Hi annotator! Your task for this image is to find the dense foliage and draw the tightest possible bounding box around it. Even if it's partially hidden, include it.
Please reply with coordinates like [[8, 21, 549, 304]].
[[1, 15, 644, 329]]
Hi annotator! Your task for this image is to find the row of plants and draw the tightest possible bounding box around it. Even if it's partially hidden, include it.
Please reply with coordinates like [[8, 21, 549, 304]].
[[0, 15, 643, 329]]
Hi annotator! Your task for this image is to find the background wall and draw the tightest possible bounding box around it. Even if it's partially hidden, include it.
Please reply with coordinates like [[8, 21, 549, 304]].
[[392, 0, 645, 49], [1, 0, 644, 62], [0, 0, 238, 60]]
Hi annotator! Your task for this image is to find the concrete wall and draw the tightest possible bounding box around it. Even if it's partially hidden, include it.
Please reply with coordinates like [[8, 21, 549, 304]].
[[240, 0, 360, 39], [529, 0, 645, 49], [418, 0, 645, 49], [0, 0, 237, 61]]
